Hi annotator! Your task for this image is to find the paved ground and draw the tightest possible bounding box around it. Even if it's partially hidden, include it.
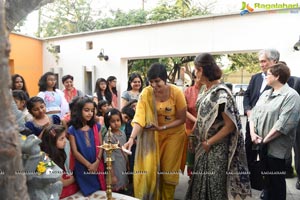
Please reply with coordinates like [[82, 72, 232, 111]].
[[174, 115, 300, 200], [63, 168, 300, 200], [64, 116, 300, 199], [174, 167, 300, 200]]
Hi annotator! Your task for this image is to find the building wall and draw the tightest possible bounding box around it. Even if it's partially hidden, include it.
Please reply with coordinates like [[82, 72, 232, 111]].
[[42, 10, 300, 108], [9, 33, 43, 96], [223, 70, 253, 85]]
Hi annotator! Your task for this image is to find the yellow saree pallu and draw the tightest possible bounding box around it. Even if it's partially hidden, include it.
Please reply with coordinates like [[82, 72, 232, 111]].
[[133, 87, 160, 200], [134, 129, 160, 199]]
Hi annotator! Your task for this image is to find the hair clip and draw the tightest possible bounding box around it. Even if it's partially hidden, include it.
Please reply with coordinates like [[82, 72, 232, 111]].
[[108, 111, 111, 117]]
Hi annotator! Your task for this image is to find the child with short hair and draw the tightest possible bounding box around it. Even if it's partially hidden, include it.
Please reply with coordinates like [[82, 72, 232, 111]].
[[40, 124, 78, 199], [25, 96, 61, 137], [12, 89, 32, 122], [96, 99, 110, 137], [68, 97, 106, 196], [104, 108, 129, 193]]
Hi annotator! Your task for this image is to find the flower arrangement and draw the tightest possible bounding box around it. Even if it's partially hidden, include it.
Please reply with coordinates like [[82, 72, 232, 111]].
[[36, 159, 55, 175], [21, 135, 27, 141]]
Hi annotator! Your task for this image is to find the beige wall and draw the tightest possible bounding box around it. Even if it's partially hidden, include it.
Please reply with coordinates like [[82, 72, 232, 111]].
[[42, 9, 300, 108], [223, 70, 253, 84]]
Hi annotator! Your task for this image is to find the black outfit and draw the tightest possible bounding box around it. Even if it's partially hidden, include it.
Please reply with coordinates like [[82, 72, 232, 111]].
[[286, 76, 300, 180], [243, 72, 270, 189], [124, 120, 136, 183], [262, 156, 286, 200]]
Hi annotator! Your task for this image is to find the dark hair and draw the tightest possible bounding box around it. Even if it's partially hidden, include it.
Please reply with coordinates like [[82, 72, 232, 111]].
[[97, 100, 109, 116], [69, 97, 95, 129], [194, 53, 222, 81], [12, 90, 29, 110], [62, 74, 74, 84], [69, 96, 81, 112], [278, 61, 287, 65], [27, 96, 45, 115], [40, 124, 66, 170], [12, 90, 29, 102], [190, 70, 196, 86], [126, 99, 138, 109], [106, 76, 118, 104], [147, 63, 168, 82], [94, 78, 109, 102], [66, 96, 81, 127], [38, 72, 56, 91], [121, 106, 135, 120], [268, 63, 290, 84], [127, 73, 143, 92], [11, 74, 29, 96], [104, 108, 123, 129]]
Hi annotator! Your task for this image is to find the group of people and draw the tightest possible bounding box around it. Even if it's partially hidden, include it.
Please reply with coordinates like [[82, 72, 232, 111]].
[[244, 49, 300, 200], [11, 72, 143, 198], [11, 49, 300, 200], [123, 59, 252, 199]]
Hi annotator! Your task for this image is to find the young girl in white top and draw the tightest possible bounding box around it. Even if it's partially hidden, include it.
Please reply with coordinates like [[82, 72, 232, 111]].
[[37, 72, 69, 118]]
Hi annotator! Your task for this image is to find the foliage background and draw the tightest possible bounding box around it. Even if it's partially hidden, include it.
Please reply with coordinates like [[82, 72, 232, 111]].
[[15, 0, 260, 85]]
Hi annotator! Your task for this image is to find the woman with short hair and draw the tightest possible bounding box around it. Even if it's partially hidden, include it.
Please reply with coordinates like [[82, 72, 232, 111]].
[[62, 74, 84, 103], [250, 63, 300, 200]]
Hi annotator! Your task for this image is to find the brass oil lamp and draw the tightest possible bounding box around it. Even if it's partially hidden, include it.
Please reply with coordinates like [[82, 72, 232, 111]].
[[98, 127, 120, 200]]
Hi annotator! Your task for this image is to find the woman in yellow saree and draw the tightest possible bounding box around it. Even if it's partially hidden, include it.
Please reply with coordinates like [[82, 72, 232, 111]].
[[123, 63, 187, 200]]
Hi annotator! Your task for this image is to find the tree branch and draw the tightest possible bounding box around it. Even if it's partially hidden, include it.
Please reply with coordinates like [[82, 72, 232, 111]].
[[5, 0, 54, 31]]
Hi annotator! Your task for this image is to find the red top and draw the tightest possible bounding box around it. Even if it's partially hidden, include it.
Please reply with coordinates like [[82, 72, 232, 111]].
[[184, 85, 200, 131]]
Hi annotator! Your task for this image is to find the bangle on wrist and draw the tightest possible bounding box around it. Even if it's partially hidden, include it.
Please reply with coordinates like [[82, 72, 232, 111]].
[[129, 136, 135, 140], [206, 140, 210, 146]]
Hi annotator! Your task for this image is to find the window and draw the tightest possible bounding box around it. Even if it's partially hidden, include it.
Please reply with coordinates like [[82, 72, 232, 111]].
[[86, 41, 93, 50], [83, 65, 95, 95], [84, 71, 93, 95], [54, 45, 60, 53]]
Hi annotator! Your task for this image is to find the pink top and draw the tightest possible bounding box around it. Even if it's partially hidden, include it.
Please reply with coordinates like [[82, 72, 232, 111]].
[[112, 93, 118, 108], [184, 85, 200, 130]]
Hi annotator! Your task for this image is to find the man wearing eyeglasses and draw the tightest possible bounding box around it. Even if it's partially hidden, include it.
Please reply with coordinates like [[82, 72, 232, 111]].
[[243, 49, 279, 197]]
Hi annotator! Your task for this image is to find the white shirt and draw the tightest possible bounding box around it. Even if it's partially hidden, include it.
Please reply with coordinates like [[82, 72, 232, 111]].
[[260, 72, 267, 93]]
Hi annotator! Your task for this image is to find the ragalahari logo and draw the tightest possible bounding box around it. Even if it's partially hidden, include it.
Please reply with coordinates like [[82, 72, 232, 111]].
[[240, 2, 254, 15]]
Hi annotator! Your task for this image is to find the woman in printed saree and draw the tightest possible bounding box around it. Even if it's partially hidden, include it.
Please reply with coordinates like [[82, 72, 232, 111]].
[[185, 53, 251, 200], [123, 63, 187, 200]]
